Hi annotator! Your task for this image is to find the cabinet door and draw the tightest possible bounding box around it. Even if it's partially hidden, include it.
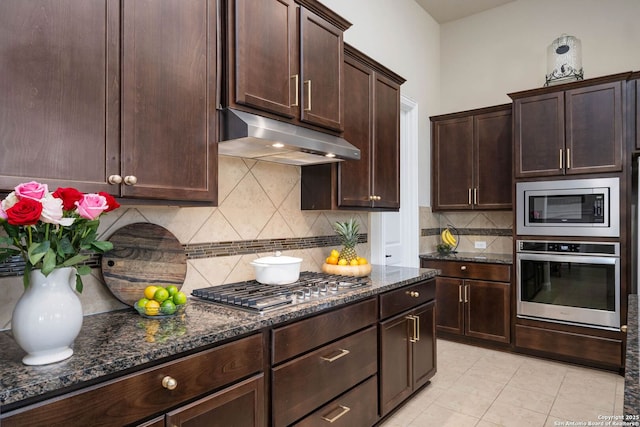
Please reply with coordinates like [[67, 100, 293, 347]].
[[338, 54, 373, 208], [513, 92, 565, 178], [371, 73, 401, 209], [121, 0, 217, 202], [0, 0, 119, 194], [435, 277, 464, 335], [465, 280, 510, 343], [565, 82, 623, 175], [299, 7, 343, 131], [230, 0, 297, 118], [432, 116, 473, 210], [166, 375, 265, 427], [412, 301, 436, 390], [379, 314, 412, 416], [636, 79, 640, 150], [474, 109, 512, 209]]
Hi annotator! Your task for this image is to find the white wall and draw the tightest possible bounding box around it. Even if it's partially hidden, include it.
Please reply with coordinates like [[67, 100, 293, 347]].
[[439, 0, 640, 113], [319, 0, 440, 206]]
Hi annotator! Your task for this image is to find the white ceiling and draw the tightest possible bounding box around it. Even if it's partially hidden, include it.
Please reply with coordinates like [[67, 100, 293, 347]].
[[414, 0, 515, 23]]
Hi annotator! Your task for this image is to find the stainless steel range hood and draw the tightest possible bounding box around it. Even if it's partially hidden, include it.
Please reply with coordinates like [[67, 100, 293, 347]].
[[218, 108, 361, 166]]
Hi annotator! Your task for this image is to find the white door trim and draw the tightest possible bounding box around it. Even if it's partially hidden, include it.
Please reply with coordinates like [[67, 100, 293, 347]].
[[370, 95, 419, 267]]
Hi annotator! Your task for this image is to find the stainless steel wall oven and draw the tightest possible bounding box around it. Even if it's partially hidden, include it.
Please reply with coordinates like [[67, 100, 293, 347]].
[[516, 240, 620, 330]]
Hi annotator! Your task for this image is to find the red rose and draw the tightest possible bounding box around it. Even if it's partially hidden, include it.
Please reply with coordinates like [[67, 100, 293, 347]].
[[53, 187, 84, 211], [98, 192, 120, 212], [6, 198, 43, 226]]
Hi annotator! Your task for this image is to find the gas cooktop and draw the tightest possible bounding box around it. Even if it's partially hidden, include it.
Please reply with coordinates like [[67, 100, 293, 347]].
[[191, 271, 371, 313]]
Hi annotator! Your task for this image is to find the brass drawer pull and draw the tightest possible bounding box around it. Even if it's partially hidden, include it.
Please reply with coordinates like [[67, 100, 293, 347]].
[[406, 315, 419, 342], [406, 290, 420, 298], [321, 405, 351, 423], [321, 348, 350, 362], [458, 285, 463, 303], [304, 79, 312, 111], [162, 376, 177, 390], [291, 74, 299, 107]]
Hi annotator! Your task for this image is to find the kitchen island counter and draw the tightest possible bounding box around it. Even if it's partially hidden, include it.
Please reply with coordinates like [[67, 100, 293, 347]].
[[420, 251, 512, 264], [0, 265, 438, 410]]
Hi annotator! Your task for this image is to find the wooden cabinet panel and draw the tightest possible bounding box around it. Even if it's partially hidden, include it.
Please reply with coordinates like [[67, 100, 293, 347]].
[[412, 301, 437, 389], [230, 0, 296, 118], [564, 82, 623, 174], [379, 279, 436, 319], [511, 75, 625, 178], [271, 298, 377, 364], [121, 0, 217, 202], [432, 116, 474, 210], [422, 260, 511, 282], [435, 277, 464, 335], [166, 375, 265, 427], [293, 376, 378, 427], [431, 104, 512, 210], [299, 7, 343, 130], [0, 0, 119, 194], [466, 280, 510, 343], [272, 326, 377, 427], [379, 311, 413, 414], [2, 334, 263, 427], [474, 109, 512, 209], [513, 92, 564, 178]]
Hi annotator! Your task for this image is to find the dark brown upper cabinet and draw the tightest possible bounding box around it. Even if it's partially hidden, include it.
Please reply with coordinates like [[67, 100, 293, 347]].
[[0, 0, 217, 204], [431, 104, 512, 211], [301, 44, 405, 211], [510, 73, 628, 179], [223, 0, 350, 132], [632, 72, 640, 150]]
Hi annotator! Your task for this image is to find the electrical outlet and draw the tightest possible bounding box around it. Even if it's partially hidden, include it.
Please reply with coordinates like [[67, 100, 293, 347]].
[[475, 241, 487, 249]]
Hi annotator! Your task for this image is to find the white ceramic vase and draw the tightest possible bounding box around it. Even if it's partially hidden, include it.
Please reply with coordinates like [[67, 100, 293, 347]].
[[11, 267, 83, 365]]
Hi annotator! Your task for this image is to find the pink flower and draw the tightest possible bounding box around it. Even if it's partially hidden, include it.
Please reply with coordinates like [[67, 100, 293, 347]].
[[15, 181, 48, 201], [0, 204, 6, 221], [41, 195, 74, 226], [75, 194, 108, 220]]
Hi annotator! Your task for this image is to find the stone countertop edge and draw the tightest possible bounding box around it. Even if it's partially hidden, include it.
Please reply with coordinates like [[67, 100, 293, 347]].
[[625, 294, 639, 416], [0, 265, 438, 410], [420, 252, 513, 264]]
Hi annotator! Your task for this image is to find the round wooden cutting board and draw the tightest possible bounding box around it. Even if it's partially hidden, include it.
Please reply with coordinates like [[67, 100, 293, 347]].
[[101, 223, 187, 306]]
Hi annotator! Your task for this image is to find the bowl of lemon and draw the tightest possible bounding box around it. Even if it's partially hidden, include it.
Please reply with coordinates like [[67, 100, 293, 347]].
[[134, 285, 188, 318], [322, 248, 371, 277]]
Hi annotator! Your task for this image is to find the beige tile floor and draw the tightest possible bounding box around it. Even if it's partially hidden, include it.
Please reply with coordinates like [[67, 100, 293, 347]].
[[381, 339, 625, 427]]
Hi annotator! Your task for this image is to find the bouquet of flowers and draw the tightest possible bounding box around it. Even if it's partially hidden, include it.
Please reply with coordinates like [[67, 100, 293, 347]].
[[0, 181, 120, 291]]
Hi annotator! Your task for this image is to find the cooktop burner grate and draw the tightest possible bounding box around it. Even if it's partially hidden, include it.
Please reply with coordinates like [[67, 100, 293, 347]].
[[191, 271, 371, 313]]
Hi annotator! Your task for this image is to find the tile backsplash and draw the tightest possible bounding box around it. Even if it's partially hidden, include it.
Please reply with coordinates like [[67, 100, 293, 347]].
[[419, 207, 513, 255], [0, 156, 370, 330]]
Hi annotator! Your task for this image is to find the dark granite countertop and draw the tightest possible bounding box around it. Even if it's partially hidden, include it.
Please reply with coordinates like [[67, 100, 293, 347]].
[[625, 294, 639, 416], [0, 265, 438, 411], [420, 252, 513, 265]]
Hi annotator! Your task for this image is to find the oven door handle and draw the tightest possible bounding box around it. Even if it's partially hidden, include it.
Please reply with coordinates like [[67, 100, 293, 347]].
[[516, 253, 619, 265]]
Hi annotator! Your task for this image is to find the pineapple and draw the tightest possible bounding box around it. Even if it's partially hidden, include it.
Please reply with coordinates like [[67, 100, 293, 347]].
[[334, 218, 359, 263]]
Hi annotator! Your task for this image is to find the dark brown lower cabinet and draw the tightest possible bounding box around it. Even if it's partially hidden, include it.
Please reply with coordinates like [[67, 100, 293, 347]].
[[379, 280, 437, 417]]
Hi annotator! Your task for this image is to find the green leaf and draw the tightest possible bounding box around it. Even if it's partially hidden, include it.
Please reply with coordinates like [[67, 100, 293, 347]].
[[61, 254, 90, 267], [41, 249, 57, 275], [57, 237, 75, 255], [0, 247, 20, 262], [91, 241, 113, 252], [75, 275, 84, 293], [28, 241, 50, 266], [76, 265, 91, 276]]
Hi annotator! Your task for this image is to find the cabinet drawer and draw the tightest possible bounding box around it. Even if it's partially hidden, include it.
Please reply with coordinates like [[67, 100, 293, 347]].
[[2, 334, 263, 427], [272, 326, 377, 427], [422, 260, 511, 282], [293, 375, 378, 427], [379, 280, 435, 319], [272, 298, 377, 364]]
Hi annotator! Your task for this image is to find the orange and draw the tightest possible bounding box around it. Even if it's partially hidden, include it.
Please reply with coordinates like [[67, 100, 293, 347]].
[[358, 257, 368, 265], [327, 256, 339, 265]]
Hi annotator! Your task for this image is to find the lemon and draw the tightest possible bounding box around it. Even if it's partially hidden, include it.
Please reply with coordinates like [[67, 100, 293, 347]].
[[358, 257, 368, 265], [144, 299, 160, 316], [338, 258, 348, 266], [349, 259, 359, 266], [330, 249, 340, 258], [144, 285, 158, 300]]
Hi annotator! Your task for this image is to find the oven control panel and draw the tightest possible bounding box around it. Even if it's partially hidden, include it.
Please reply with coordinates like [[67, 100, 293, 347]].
[[517, 240, 619, 256]]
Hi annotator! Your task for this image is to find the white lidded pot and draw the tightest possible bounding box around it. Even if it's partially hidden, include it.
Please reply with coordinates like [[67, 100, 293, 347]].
[[250, 251, 302, 285]]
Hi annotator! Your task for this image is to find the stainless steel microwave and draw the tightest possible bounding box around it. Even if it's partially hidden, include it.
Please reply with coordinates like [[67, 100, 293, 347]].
[[516, 177, 619, 237]]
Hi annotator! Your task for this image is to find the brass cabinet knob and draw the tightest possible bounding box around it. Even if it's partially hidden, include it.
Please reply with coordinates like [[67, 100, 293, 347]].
[[108, 175, 123, 185], [621, 325, 628, 333], [461, 266, 467, 271], [162, 376, 177, 390], [123, 175, 138, 186], [405, 291, 419, 298]]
